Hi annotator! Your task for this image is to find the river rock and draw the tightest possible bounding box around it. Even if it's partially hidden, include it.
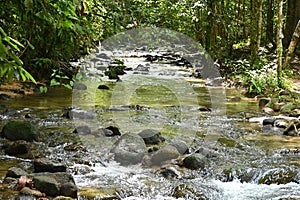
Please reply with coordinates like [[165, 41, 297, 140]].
[[195, 147, 218, 158], [262, 118, 275, 126], [183, 154, 206, 170], [258, 97, 271, 108], [63, 107, 96, 120], [60, 182, 78, 198], [274, 119, 289, 128], [261, 107, 275, 115], [96, 128, 114, 137], [34, 158, 67, 173], [150, 145, 180, 166], [73, 126, 91, 135], [170, 140, 189, 154], [0, 93, 11, 100], [4, 140, 29, 156], [30, 172, 77, 198], [138, 129, 165, 145], [20, 187, 45, 197], [105, 126, 121, 136], [98, 85, 110, 90], [283, 121, 300, 136], [1, 121, 39, 142], [258, 168, 296, 185], [111, 133, 147, 166], [33, 176, 60, 196], [5, 167, 28, 178]]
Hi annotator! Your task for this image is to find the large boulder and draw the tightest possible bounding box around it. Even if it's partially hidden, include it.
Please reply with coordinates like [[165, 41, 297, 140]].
[[150, 145, 180, 166], [32, 172, 77, 198], [111, 133, 147, 166], [1, 121, 39, 142], [138, 129, 165, 145], [33, 176, 60, 197]]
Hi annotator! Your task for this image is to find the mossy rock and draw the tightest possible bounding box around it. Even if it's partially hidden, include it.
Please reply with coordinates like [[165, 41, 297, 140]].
[[258, 169, 296, 185], [1, 121, 39, 142]]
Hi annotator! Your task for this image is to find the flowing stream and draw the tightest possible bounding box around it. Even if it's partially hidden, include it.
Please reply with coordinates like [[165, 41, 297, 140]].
[[1, 51, 300, 200]]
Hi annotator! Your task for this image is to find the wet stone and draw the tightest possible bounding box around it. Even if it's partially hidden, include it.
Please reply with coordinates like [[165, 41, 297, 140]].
[[111, 133, 147, 166], [20, 187, 45, 197], [183, 153, 206, 170], [138, 129, 165, 145], [63, 107, 96, 120], [33, 176, 59, 197], [150, 145, 180, 166], [98, 85, 110, 90], [105, 126, 121, 136], [34, 158, 67, 173], [170, 140, 189, 154], [4, 140, 29, 156], [258, 98, 271, 108], [263, 118, 275, 126], [5, 167, 28, 178], [1, 121, 39, 142], [60, 182, 78, 198]]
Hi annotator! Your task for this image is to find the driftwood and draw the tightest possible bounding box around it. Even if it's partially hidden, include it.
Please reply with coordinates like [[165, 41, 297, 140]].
[[284, 19, 300, 68]]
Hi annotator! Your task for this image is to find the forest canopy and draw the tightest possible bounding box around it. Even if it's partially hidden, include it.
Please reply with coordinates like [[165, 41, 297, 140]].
[[0, 0, 299, 95]]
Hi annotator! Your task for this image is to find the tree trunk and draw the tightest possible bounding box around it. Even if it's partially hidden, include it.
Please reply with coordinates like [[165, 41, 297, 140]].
[[283, 0, 300, 48], [266, 0, 275, 47], [250, 0, 263, 65], [277, 0, 284, 88], [283, 19, 300, 68]]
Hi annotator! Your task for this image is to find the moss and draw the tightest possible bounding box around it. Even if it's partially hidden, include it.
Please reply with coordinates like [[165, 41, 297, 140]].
[[217, 137, 236, 147]]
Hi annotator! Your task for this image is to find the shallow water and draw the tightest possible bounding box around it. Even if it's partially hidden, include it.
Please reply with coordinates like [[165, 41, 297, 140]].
[[0, 54, 300, 200]]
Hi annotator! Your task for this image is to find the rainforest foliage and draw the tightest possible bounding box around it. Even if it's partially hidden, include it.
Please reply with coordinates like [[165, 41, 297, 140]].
[[0, 0, 299, 95]]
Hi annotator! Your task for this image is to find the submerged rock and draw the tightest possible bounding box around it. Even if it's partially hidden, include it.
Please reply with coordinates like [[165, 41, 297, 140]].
[[111, 133, 147, 166], [138, 129, 165, 145], [1, 121, 39, 142]]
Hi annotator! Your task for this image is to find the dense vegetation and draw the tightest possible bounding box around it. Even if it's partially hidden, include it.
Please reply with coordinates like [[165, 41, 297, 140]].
[[0, 0, 299, 95]]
